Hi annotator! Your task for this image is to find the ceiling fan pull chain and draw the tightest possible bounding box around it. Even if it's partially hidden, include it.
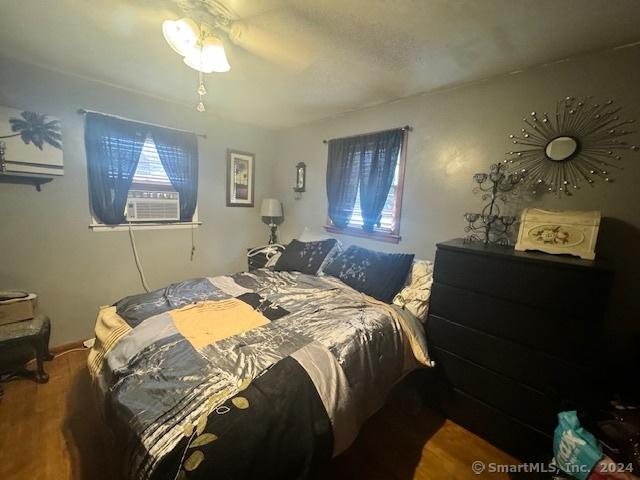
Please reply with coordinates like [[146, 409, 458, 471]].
[[196, 47, 206, 112]]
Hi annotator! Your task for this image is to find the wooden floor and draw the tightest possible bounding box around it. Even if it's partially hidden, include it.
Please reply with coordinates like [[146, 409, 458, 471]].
[[0, 350, 518, 479]]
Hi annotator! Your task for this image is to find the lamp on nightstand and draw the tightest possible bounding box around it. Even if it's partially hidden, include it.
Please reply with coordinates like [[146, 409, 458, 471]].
[[260, 198, 283, 244]]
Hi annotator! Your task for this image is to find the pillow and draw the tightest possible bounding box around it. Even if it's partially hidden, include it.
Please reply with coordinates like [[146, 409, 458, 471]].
[[274, 238, 339, 275], [298, 227, 333, 242], [296, 228, 343, 275], [393, 260, 434, 321], [317, 240, 342, 276], [265, 239, 340, 273], [323, 246, 414, 303]]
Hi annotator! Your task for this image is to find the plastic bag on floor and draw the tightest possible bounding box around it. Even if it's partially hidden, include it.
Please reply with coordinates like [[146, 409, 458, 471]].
[[554, 410, 638, 480]]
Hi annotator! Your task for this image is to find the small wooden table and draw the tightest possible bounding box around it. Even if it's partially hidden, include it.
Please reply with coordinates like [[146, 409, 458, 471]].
[[0, 315, 53, 395]]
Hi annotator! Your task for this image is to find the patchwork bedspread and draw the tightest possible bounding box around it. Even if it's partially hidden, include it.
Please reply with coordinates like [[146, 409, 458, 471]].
[[88, 269, 431, 480]]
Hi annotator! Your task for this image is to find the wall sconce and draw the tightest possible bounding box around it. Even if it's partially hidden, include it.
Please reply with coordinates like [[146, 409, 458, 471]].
[[293, 162, 306, 199]]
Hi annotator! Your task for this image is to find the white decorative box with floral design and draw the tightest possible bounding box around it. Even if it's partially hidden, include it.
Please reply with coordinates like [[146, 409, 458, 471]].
[[515, 209, 601, 260]]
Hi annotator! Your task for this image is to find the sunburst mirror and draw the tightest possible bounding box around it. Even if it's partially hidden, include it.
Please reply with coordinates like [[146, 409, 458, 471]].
[[504, 96, 638, 195]]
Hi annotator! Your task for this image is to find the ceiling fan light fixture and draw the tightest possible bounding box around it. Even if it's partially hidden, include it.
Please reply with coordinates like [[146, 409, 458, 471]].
[[184, 54, 213, 74], [162, 18, 199, 57], [201, 36, 231, 72], [183, 36, 230, 73], [162, 17, 231, 112]]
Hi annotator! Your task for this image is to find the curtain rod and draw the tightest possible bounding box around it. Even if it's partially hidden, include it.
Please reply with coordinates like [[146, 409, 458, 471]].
[[322, 125, 412, 144], [77, 108, 207, 139]]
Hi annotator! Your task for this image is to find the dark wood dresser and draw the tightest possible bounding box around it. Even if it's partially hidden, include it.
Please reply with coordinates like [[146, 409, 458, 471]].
[[425, 238, 613, 461]]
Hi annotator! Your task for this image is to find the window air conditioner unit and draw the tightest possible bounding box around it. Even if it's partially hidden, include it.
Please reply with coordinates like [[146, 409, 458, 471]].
[[125, 190, 180, 222]]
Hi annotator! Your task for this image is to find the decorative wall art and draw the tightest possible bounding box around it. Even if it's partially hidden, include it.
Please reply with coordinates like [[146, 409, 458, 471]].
[[226, 149, 255, 207], [505, 96, 638, 195], [0, 105, 63, 176], [293, 161, 306, 199]]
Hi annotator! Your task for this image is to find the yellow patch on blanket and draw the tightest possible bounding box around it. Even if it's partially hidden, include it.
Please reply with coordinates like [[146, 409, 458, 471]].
[[88, 306, 132, 380], [171, 299, 269, 350]]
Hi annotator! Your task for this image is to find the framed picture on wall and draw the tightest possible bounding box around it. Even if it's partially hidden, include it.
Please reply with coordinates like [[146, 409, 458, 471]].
[[226, 149, 255, 207], [0, 105, 64, 176]]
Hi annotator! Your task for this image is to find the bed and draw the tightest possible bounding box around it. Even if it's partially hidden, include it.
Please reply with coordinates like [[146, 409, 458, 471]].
[[88, 266, 431, 480]]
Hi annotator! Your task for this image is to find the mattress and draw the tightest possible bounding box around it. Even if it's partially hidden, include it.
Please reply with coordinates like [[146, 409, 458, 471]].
[[88, 269, 431, 480]]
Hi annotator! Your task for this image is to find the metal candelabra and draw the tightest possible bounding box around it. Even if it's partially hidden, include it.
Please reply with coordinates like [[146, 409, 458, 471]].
[[464, 162, 524, 246]]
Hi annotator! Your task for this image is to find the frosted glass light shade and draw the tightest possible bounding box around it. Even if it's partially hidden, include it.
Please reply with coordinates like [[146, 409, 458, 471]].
[[183, 36, 231, 73], [162, 18, 199, 57], [261, 198, 283, 218]]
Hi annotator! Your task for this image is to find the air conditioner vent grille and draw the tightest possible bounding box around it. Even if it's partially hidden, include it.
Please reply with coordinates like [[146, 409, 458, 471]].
[[133, 201, 179, 220], [126, 190, 180, 222]]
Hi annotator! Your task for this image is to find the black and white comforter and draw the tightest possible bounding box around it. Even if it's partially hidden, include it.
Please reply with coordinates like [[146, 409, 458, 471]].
[[88, 269, 431, 480]]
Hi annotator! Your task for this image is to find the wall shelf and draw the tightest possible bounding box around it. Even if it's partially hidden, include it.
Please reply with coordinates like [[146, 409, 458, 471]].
[[0, 172, 54, 191]]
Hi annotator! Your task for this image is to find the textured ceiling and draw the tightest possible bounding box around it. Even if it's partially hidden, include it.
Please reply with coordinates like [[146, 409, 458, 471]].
[[1, 0, 640, 129]]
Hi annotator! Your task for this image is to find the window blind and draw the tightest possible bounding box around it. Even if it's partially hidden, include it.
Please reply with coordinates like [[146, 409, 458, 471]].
[[132, 135, 172, 186]]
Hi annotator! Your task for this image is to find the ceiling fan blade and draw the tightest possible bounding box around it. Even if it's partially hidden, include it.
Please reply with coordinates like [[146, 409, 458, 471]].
[[225, 19, 316, 71], [167, 1, 318, 71]]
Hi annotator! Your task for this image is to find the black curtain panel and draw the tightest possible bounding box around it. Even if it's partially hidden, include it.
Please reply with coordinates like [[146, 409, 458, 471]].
[[358, 129, 404, 231], [326, 138, 360, 228], [84, 112, 145, 225], [149, 126, 199, 221]]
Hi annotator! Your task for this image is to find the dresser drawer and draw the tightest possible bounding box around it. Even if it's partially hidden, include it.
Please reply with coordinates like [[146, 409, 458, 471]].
[[432, 347, 560, 433], [430, 283, 598, 362], [433, 247, 610, 317], [436, 385, 552, 462], [426, 314, 590, 398]]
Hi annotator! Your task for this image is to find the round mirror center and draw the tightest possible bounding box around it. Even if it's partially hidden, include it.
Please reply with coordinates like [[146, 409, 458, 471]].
[[545, 136, 578, 161]]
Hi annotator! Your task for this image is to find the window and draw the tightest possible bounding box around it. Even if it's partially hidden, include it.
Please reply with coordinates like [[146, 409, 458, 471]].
[[350, 157, 400, 232], [131, 135, 173, 188], [84, 111, 199, 230], [325, 128, 408, 243]]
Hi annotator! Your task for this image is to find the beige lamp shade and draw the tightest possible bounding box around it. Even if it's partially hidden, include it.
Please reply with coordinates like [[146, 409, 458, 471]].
[[261, 198, 283, 218]]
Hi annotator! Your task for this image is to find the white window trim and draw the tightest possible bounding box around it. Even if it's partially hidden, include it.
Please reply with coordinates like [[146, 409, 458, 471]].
[[89, 208, 200, 231], [89, 221, 201, 232]]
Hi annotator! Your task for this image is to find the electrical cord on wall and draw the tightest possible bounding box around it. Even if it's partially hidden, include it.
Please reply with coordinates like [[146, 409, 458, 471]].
[[22, 346, 87, 369], [128, 222, 151, 293], [190, 222, 196, 261]]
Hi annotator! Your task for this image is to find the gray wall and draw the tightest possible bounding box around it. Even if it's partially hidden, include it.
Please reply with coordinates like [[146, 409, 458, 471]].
[[273, 46, 640, 339], [2, 45, 639, 347], [0, 58, 277, 346]]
